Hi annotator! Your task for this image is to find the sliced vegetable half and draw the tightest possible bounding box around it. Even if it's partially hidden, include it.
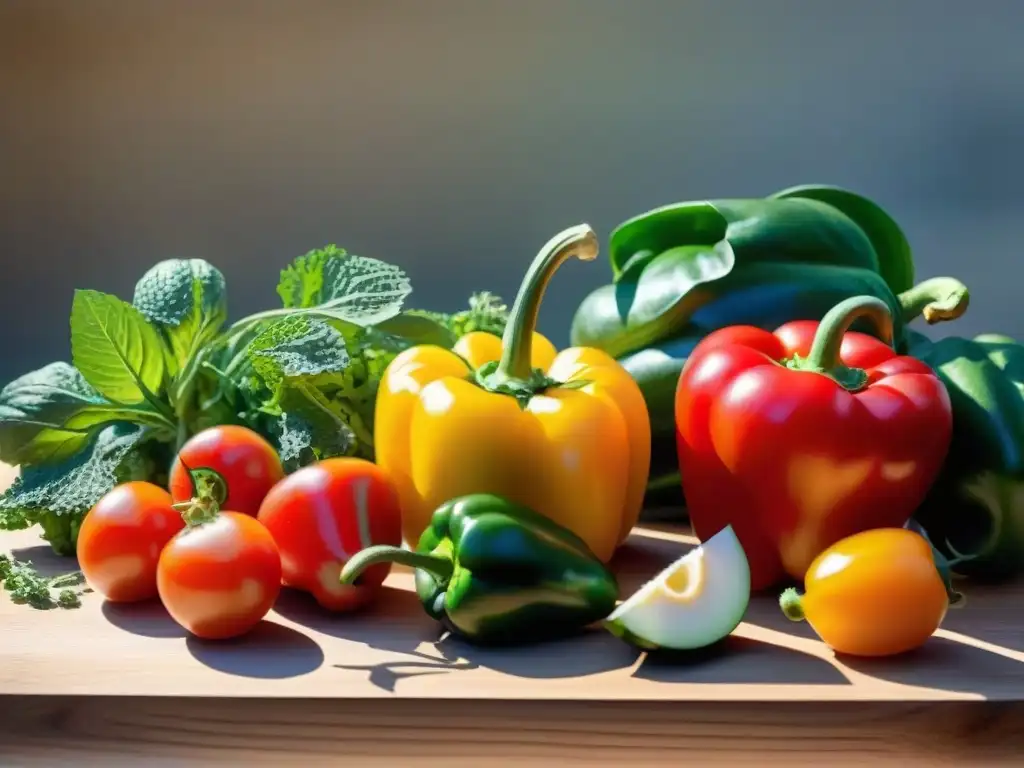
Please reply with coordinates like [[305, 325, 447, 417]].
[[605, 525, 751, 650]]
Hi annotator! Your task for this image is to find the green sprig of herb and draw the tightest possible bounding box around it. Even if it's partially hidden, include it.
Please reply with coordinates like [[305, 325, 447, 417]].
[[0, 244, 510, 556], [0, 554, 86, 609]]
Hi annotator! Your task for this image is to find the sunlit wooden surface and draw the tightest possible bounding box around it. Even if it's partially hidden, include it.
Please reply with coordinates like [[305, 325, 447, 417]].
[[2, 462, 1022, 765]]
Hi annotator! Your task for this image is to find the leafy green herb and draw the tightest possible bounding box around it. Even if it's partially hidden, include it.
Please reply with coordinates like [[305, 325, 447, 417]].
[[0, 241, 511, 557], [0, 554, 86, 609], [0, 424, 150, 554], [70, 290, 171, 411], [0, 363, 106, 463], [249, 315, 351, 386], [247, 315, 362, 470], [407, 291, 510, 339], [275, 244, 411, 324], [133, 259, 228, 372]]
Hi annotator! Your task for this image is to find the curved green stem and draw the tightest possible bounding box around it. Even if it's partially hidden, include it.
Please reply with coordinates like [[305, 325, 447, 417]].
[[340, 545, 454, 585], [779, 588, 806, 622], [806, 296, 895, 370], [493, 224, 599, 383], [789, 295, 894, 391], [898, 277, 970, 325]]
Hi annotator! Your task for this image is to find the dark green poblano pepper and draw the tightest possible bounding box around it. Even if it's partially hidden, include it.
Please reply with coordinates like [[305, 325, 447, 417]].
[[339, 493, 619, 645], [570, 184, 969, 502], [906, 321, 1024, 581]]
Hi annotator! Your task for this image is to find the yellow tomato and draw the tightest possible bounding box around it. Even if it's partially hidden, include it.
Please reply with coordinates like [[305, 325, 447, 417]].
[[780, 528, 952, 657]]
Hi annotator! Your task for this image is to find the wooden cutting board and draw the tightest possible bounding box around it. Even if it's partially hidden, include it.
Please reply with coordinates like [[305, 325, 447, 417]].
[[1, 462, 1023, 765]]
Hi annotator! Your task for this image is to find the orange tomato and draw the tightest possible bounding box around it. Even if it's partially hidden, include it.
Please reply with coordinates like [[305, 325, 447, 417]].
[[77, 482, 186, 603], [157, 511, 282, 640], [780, 528, 951, 657]]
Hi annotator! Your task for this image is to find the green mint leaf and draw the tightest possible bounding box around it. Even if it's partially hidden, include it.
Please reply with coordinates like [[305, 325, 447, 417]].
[[273, 411, 317, 470], [248, 315, 351, 390], [70, 290, 168, 406], [276, 244, 411, 326], [272, 386, 355, 471], [0, 423, 148, 554], [0, 362, 106, 464], [13, 403, 172, 466], [244, 316, 366, 468], [407, 291, 510, 340], [374, 312, 458, 349], [277, 245, 347, 309], [133, 259, 228, 373], [15, 428, 94, 466]]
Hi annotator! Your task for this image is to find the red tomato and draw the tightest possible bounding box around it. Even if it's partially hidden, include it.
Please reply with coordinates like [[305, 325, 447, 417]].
[[77, 481, 185, 603], [257, 458, 402, 612], [157, 512, 282, 640], [169, 425, 284, 517]]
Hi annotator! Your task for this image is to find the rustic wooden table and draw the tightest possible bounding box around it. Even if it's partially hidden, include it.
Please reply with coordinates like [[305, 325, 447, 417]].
[[1, 464, 1023, 766]]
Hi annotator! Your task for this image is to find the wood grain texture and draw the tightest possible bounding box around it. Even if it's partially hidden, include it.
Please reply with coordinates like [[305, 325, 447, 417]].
[[2, 462, 1024, 764], [2, 697, 1023, 766]]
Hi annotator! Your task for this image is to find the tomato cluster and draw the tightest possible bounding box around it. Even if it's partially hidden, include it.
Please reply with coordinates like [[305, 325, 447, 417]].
[[77, 426, 402, 640]]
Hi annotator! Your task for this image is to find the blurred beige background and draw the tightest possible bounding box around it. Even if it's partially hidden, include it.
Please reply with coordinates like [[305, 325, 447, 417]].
[[2, 0, 1023, 381]]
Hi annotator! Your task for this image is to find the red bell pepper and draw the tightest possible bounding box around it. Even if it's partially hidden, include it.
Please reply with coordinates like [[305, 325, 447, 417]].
[[675, 295, 953, 591]]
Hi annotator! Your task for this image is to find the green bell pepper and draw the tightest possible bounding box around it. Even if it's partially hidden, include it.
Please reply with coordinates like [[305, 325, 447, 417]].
[[907, 327, 1024, 581], [570, 184, 969, 502], [339, 493, 619, 645]]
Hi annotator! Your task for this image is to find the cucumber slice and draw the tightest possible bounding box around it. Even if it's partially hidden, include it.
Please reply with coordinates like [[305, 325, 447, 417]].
[[605, 525, 751, 650]]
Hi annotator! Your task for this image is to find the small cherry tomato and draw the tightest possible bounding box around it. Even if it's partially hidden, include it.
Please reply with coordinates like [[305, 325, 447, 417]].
[[169, 425, 285, 517], [780, 528, 953, 657], [257, 458, 402, 612], [157, 510, 282, 640], [77, 481, 186, 602]]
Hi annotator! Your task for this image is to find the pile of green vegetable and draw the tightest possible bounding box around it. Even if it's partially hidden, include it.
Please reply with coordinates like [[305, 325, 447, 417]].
[[570, 183, 1024, 581], [570, 184, 960, 499], [0, 247, 509, 556]]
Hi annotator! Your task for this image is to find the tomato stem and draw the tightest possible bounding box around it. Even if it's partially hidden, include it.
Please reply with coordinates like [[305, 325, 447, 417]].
[[172, 465, 227, 527], [340, 545, 454, 586], [183, 465, 228, 507], [779, 587, 806, 622], [172, 498, 220, 527], [787, 295, 895, 392]]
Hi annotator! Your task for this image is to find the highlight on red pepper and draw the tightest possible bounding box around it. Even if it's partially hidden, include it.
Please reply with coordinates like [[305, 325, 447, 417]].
[[675, 294, 954, 591]]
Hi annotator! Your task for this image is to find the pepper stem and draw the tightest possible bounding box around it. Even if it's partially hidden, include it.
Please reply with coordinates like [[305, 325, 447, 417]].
[[779, 588, 806, 622], [340, 545, 455, 586], [788, 295, 894, 391], [492, 224, 599, 383], [898, 277, 970, 325]]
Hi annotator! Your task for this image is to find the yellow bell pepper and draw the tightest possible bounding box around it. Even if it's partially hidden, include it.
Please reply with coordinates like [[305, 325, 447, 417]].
[[374, 224, 651, 563]]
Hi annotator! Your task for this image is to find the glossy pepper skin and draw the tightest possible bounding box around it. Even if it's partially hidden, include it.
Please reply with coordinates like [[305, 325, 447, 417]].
[[906, 326, 1024, 581], [779, 527, 961, 657], [339, 493, 619, 645], [374, 224, 650, 563], [676, 295, 954, 591], [570, 185, 966, 502]]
